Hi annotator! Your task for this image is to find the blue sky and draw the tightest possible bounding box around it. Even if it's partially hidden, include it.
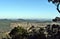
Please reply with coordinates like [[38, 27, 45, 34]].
[[0, 0, 60, 19]]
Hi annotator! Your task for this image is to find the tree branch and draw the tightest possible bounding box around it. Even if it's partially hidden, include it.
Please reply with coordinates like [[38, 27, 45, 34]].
[[57, 3, 60, 13]]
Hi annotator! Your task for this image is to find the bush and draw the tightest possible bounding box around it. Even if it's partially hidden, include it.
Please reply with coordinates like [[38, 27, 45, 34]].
[[9, 26, 28, 39]]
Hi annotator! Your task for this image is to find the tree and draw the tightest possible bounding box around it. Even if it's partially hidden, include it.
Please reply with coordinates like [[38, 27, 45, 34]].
[[48, 0, 60, 13], [9, 26, 28, 39], [52, 19, 57, 22], [28, 27, 46, 39]]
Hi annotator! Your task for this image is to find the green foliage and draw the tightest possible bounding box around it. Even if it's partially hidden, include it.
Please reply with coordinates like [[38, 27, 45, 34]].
[[48, 0, 60, 4], [9, 26, 28, 39]]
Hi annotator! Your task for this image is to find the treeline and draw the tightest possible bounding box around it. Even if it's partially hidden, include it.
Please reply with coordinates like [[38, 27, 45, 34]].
[[2, 24, 60, 39]]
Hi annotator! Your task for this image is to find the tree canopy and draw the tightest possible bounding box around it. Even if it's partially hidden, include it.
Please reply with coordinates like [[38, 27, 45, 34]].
[[48, 0, 60, 13], [9, 26, 28, 39]]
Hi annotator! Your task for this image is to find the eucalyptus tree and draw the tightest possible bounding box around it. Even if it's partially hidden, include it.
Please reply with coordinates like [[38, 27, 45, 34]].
[[48, 0, 60, 13]]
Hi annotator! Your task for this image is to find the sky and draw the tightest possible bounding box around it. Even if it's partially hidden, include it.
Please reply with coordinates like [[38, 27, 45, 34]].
[[0, 0, 60, 19]]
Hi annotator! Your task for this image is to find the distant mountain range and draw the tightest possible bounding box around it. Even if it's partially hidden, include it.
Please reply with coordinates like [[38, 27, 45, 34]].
[[0, 18, 52, 23], [0, 18, 52, 32]]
